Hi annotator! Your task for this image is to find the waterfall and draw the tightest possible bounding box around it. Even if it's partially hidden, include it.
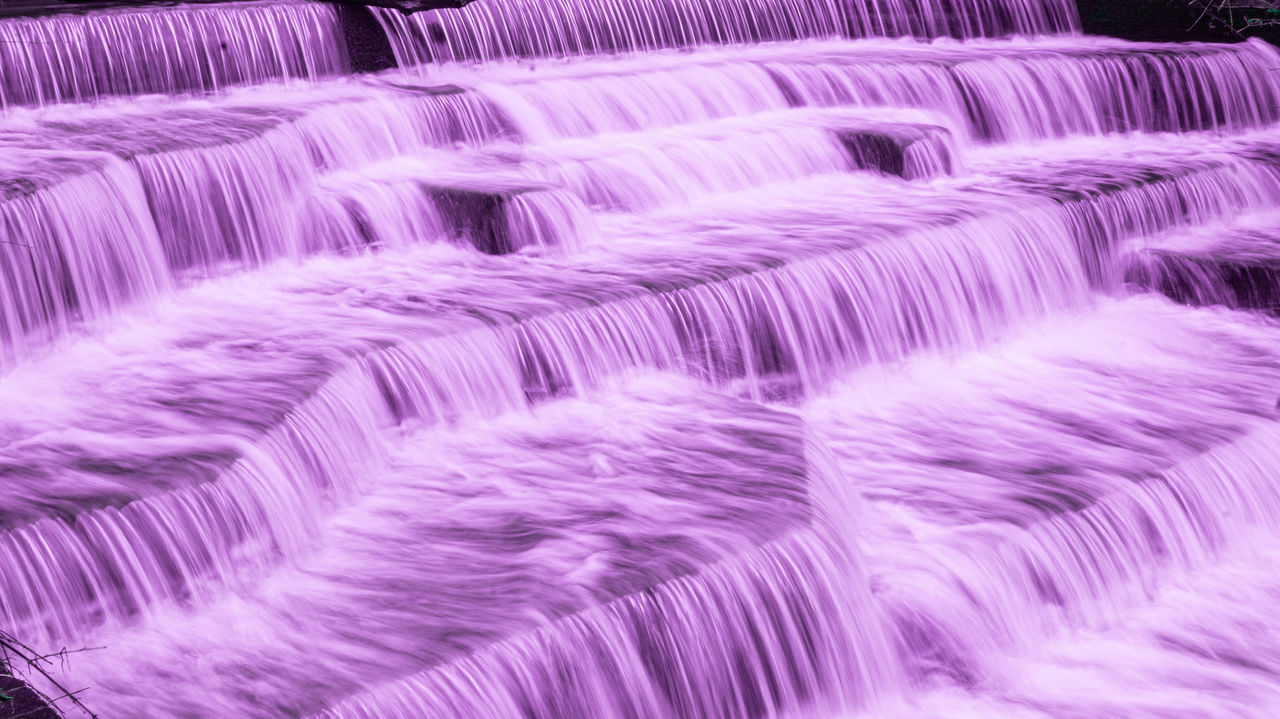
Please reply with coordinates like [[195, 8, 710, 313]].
[[0, 1, 348, 108], [763, 38, 1280, 141], [1, 0, 1280, 718], [372, 0, 1080, 66], [0, 150, 169, 366]]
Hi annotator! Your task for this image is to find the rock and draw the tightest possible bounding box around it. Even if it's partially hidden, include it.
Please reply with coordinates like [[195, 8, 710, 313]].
[[837, 124, 956, 180]]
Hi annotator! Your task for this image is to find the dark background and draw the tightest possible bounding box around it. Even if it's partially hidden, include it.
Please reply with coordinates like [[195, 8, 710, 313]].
[[1077, 0, 1280, 44]]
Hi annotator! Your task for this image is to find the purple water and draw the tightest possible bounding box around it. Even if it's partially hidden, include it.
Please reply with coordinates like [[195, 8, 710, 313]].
[[1, 1, 1280, 718], [0, 0, 347, 107]]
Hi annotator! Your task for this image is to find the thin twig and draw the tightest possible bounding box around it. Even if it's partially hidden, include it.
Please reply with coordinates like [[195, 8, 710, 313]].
[[0, 632, 100, 719], [1187, 0, 1223, 30], [1182, 0, 1260, 37]]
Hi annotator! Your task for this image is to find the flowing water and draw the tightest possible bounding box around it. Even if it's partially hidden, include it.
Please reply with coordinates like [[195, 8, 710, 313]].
[[1, 0, 1280, 718]]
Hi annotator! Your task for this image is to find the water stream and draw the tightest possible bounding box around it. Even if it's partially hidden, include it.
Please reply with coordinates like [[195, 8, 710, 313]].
[[1, 1, 1279, 717]]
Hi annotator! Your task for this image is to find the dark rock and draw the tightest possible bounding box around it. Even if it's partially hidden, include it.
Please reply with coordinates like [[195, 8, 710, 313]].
[[0, 666, 56, 719], [426, 180, 596, 254], [429, 184, 544, 255], [836, 124, 955, 180], [337, 5, 397, 73], [841, 132, 908, 177], [1126, 249, 1280, 315]]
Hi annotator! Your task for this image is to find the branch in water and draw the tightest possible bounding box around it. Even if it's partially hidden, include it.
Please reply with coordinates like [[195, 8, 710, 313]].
[[0, 631, 99, 719]]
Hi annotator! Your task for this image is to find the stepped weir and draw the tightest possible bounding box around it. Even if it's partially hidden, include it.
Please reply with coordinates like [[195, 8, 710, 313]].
[[2, 1, 1280, 718]]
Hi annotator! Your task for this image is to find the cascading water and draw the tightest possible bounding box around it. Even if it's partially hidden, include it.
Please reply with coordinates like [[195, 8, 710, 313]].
[[0, 1, 349, 107], [1, 0, 1280, 717], [371, 0, 1080, 64]]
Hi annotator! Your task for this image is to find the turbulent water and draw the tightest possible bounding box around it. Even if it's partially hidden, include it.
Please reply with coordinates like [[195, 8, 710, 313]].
[[1, 0, 1280, 717]]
